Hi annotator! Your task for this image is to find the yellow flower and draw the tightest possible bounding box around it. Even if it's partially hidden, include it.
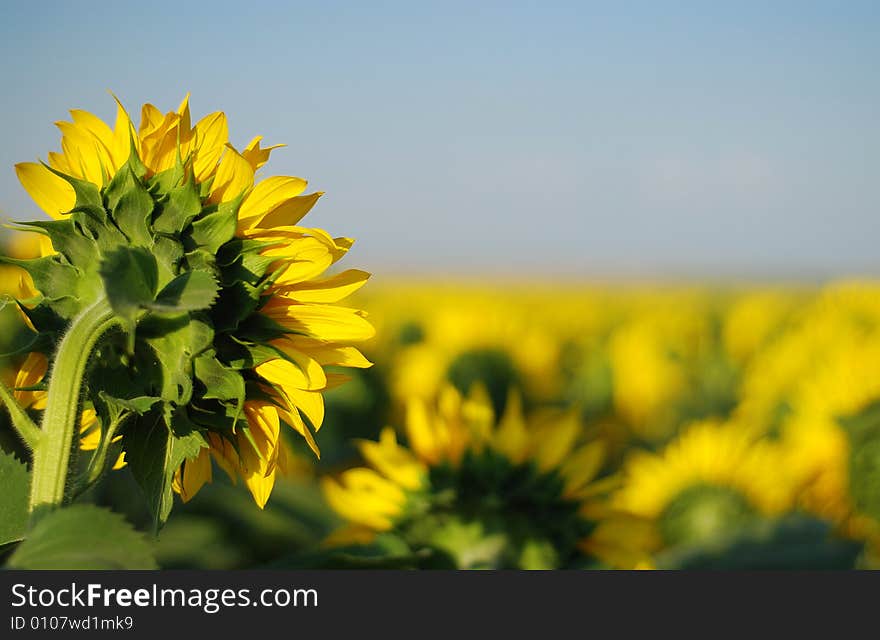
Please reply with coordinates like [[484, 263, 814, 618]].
[[323, 384, 648, 569], [14, 95, 374, 509], [613, 419, 796, 551]]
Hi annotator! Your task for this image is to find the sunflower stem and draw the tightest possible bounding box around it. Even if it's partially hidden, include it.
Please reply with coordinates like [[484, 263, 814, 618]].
[[0, 379, 41, 451], [28, 297, 119, 523]]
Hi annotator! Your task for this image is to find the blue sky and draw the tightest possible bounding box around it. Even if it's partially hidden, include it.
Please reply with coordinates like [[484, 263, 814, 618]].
[[0, 1, 877, 278]]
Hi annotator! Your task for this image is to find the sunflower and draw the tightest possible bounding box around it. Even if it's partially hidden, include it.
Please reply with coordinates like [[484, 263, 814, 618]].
[[8, 95, 374, 513], [322, 384, 652, 569], [613, 419, 796, 551], [729, 281, 880, 541]]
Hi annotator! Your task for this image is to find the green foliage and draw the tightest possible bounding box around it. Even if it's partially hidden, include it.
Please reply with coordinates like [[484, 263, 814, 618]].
[[655, 515, 863, 570], [100, 246, 159, 325], [659, 484, 757, 548], [122, 410, 207, 532], [0, 450, 30, 546], [149, 270, 219, 313], [447, 348, 520, 416], [393, 450, 591, 569], [7, 504, 157, 569]]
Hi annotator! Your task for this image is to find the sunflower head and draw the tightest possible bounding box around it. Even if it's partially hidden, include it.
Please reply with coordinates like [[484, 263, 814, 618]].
[[613, 419, 796, 551], [6, 96, 374, 523], [322, 384, 647, 569]]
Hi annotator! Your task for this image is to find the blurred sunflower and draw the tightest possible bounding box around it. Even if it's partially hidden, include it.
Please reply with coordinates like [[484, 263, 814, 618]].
[[364, 283, 565, 413], [322, 384, 652, 569], [613, 419, 795, 551], [10, 95, 374, 510]]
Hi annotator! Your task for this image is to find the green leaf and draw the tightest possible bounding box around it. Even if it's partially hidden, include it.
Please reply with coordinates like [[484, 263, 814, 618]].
[[148, 270, 219, 313], [123, 409, 207, 531], [194, 351, 245, 402], [99, 245, 159, 320], [189, 197, 241, 254], [216, 336, 282, 369], [95, 391, 161, 426], [42, 163, 103, 212], [211, 281, 263, 331], [147, 160, 186, 195], [140, 314, 214, 405], [153, 179, 201, 234], [6, 504, 157, 569], [0, 450, 30, 546], [152, 235, 185, 288], [112, 180, 154, 247], [654, 515, 864, 570], [0, 255, 98, 320], [12, 220, 96, 268]]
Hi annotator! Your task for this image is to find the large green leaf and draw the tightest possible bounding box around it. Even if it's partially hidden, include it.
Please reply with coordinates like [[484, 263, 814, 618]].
[[0, 450, 30, 546], [123, 409, 207, 531], [6, 504, 157, 569]]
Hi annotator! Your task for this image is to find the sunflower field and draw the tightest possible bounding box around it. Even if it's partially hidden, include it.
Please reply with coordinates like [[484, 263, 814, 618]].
[[0, 97, 878, 570]]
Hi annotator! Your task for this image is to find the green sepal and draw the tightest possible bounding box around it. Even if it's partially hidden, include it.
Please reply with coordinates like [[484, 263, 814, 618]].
[[153, 177, 201, 234], [211, 280, 263, 332], [188, 195, 242, 254], [107, 165, 154, 246], [10, 220, 96, 267], [139, 313, 214, 405], [153, 235, 185, 288], [147, 155, 187, 196], [215, 335, 283, 369], [40, 162, 103, 214], [1, 256, 93, 320], [194, 350, 246, 403], [99, 246, 159, 335], [148, 269, 219, 314]]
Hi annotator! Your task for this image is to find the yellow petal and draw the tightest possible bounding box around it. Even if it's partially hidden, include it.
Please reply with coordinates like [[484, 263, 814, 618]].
[[267, 338, 328, 389], [274, 399, 321, 458], [284, 338, 373, 369], [56, 121, 110, 184], [208, 145, 254, 204], [246, 192, 323, 230], [277, 269, 371, 303], [284, 387, 325, 432], [14, 352, 48, 410], [256, 355, 325, 393], [492, 390, 529, 464], [560, 441, 606, 498], [321, 468, 405, 530], [69, 109, 118, 174], [405, 397, 439, 465], [531, 412, 581, 473], [238, 176, 308, 227], [15, 163, 76, 219], [110, 96, 137, 166], [261, 302, 376, 343], [192, 112, 228, 180], [242, 135, 285, 171], [178, 448, 212, 503], [358, 427, 426, 490]]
